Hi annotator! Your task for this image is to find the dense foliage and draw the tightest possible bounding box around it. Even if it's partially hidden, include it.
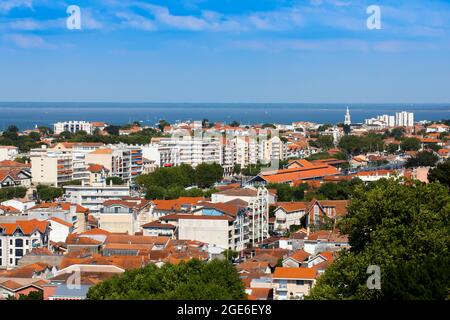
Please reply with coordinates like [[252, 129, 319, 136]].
[[400, 137, 421, 151], [0, 125, 43, 152], [136, 163, 223, 199], [0, 187, 27, 202], [428, 159, 450, 189], [308, 179, 450, 300], [405, 151, 439, 168], [87, 259, 246, 300], [36, 184, 63, 202], [338, 134, 385, 155]]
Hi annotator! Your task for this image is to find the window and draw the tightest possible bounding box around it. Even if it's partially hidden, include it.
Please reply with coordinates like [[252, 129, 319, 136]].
[[314, 205, 319, 223], [296, 280, 305, 285], [15, 249, 23, 257], [15, 239, 23, 247]]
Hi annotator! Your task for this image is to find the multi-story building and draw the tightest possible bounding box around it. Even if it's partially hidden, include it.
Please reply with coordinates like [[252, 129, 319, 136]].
[[54, 121, 94, 135], [99, 198, 152, 235], [63, 182, 131, 217], [177, 215, 247, 251], [0, 219, 50, 269], [272, 267, 317, 300], [0, 146, 18, 162], [395, 111, 414, 127], [26, 202, 89, 234], [85, 144, 143, 183], [31, 150, 73, 187]]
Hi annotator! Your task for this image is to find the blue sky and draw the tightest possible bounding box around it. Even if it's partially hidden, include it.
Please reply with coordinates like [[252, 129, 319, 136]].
[[0, 0, 449, 103]]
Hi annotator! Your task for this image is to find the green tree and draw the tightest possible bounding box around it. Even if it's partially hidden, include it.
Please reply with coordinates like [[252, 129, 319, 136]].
[[87, 259, 246, 300], [195, 163, 224, 188], [428, 159, 450, 189], [18, 290, 44, 300], [106, 177, 125, 185], [308, 179, 450, 300], [400, 137, 421, 151], [229, 121, 240, 127], [386, 143, 399, 154], [158, 120, 170, 132], [0, 187, 27, 202], [144, 185, 166, 200], [36, 185, 63, 202], [405, 151, 439, 168], [104, 125, 121, 136], [313, 135, 334, 151], [222, 249, 239, 262]]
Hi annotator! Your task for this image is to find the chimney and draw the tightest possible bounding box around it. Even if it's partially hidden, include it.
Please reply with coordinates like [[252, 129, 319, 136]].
[[306, 226, 310, 237]]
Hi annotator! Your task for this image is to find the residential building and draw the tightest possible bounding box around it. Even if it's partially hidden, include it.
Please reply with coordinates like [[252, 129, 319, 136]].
[[272, 267, 317, 300], [274, 199, 349, 232], [0, 169, 32, 188], [395, 111, 414, 127], [53, 121, 94, 135], [0, 220, 50, 269], [0, 198, 35, 212], [99, 198, 152, 235], [63, 182, 131, 216], [30, 148, 73, 187], [47, 217, 74, 243], [0, 146, 18, 162], [26, 203, 89, 234], [85, 144, 143, 183]]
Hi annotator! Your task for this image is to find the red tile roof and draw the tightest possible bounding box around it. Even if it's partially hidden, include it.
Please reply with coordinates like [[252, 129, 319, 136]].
[[0, 219, 49, 235], [273, 267, 317, 279]]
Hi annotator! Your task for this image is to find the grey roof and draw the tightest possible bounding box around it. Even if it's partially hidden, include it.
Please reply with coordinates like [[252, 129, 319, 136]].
[[51, 284, 91, 299]]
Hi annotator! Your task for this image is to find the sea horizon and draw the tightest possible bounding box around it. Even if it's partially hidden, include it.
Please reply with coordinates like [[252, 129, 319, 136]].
[[1, 102, 449, 131]]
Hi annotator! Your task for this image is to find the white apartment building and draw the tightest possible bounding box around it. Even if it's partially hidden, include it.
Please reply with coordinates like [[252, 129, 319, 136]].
[[26, 202, 88, 234], [178, 213, 249, 252], [365, 111, 414, 128], [30, 143, 104, 187], [141, 144, 180, 167], [31, 150, 73, 187], [0, 146, 18, 162], [0, 219, 50, 269], [85, 144, 143, 183], [54, 121, 94, 135], [365, 115, 396, 128], [143, 125, 285, 172], [144, 133, 222, 168], [63, 182, 131, 217], [395, 111, 414, 127]]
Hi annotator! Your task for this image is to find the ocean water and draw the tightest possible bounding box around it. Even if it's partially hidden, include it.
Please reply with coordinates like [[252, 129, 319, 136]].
[[0, 102, 449, 131]]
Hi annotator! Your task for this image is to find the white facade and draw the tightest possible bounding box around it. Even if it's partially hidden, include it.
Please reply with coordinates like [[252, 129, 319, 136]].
[[0, 223, 49, 269], [48, 219, 73, 243], [395, 111, 414, 127], [0, 146, 18, 161], [0, 199, 36, 213], [63, 183, 130, 217], [178, 217, 234, 251], [54, 121, 94, 135]]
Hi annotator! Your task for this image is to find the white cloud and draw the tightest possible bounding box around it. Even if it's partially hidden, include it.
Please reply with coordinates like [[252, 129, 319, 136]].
[[115, 12, 156, 31], [3, 33, 54, 49], [0, 0, 33, 13]]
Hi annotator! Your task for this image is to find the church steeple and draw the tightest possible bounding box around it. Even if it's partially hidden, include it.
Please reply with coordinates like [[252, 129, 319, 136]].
[[344, 107, 351, 126]]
